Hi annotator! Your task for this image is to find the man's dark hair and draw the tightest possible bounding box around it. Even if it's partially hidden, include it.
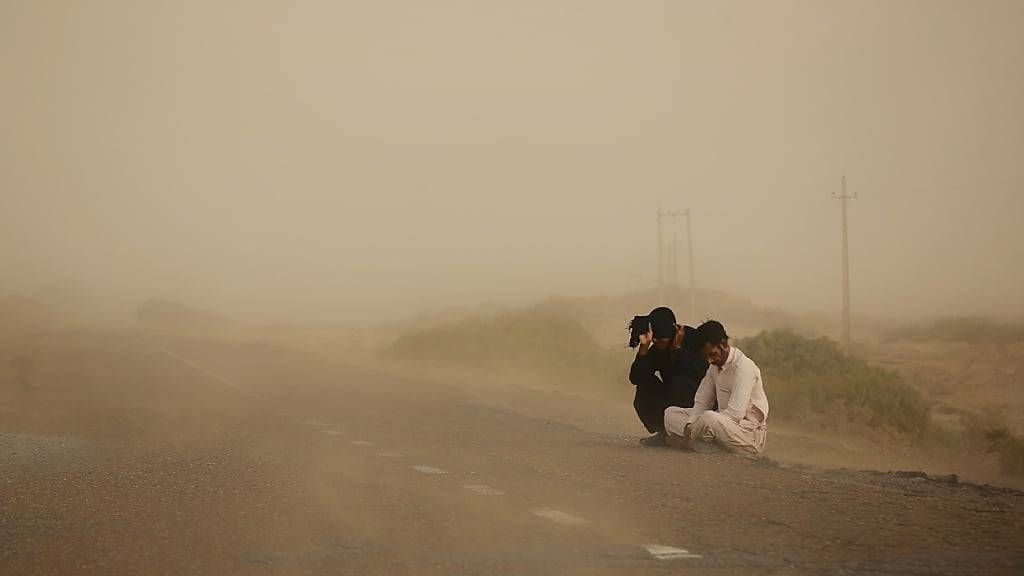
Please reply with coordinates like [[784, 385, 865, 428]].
[[693, 320, 728, 349], [648, 307, 676, 325]]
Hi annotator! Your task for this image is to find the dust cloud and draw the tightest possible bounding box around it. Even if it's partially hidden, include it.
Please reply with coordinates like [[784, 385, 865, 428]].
[[2, 1, 1022, 327], [4, 4, 1024, 573], [2, 0, 1024, 483]]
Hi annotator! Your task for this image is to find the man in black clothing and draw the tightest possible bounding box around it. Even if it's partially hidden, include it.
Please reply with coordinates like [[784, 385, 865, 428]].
[[629, 307, 708, 446]]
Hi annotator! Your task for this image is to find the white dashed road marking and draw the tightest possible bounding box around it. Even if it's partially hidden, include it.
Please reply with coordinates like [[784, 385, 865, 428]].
[[151, 345, 246, 393], [155, 344, 703, 563], [643, 544, 701, 560], [463, 485, 505, 496], [413, 465, 446, 474], [532, 509, 586, 525]]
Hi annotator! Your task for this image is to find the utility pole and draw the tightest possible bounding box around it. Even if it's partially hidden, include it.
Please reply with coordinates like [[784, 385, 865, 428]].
[[671, 231, 679, 288], [684, 208, 696, 319], [656, 207, 680, 305], [657, 206, 664, 304], [832, 175, 856, 349]]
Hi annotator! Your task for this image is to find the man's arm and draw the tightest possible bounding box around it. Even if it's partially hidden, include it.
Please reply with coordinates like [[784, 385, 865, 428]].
[[720, 362, 757, 423], [685, 373, 715, 427], [628, 345, 662, 386], [628, 324, 660, 387], [667, 373, 714, 450]]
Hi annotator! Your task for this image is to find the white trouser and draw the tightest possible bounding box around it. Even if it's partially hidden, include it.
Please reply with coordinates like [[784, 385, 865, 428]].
[[664, 407, 767, 455]]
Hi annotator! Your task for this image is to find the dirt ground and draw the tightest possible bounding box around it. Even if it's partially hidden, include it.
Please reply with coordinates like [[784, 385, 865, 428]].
[[2, 330, 1023, 575]]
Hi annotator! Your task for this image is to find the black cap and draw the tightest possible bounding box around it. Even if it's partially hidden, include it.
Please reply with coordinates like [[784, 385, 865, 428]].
[[651, 320, 677, 340], [647, 307, 677, 340]]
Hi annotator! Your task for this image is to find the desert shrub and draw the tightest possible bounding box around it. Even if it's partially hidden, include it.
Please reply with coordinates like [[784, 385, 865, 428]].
[[737, 330, 931, 434], [10, 356, 33, 389], [887, 317, 1024, 344], [390, 305, 626, 393], [959, 414, 1024, 476], [136, 299, 228, 333], [984, 429, 1024, 476], [0, 296, 55, 334], [392, 317, 934, 434]]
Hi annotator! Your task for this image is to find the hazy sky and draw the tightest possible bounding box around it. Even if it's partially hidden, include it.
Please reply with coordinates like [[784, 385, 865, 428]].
[[2, 0, 1022, 323]]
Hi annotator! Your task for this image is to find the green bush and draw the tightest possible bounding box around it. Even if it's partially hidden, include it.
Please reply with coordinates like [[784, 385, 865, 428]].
[[737, 330, 931, 434], [392, 315, 934, 436], [390, 305, 625, 393]]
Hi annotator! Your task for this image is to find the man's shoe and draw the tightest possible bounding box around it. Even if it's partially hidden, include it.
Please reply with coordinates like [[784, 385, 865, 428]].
[[639, 432, 667, 447]]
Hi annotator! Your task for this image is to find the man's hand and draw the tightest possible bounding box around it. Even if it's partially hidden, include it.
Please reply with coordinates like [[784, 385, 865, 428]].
[[636, 324, 654, 355], [666, 424, 694, 451], [680, 423, 693, 451], [671, 323, 684, 350]]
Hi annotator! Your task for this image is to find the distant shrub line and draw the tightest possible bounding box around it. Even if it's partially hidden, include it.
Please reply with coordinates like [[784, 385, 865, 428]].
[[887, 317, 1024, 344], [390, 305, 624, 393], [390, 310, 1024, 475], [391, 309, 933, 433]]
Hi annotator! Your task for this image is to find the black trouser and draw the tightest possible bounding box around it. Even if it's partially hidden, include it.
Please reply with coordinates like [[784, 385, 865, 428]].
[[633, 381, 695, 434]]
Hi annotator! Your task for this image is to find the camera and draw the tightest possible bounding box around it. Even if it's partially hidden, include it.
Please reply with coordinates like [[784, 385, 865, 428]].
[[627, 314, 677, 347], [627, 315, 651, 348]]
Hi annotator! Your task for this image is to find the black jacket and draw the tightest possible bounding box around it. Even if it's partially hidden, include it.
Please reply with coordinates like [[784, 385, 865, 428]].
[[628, 325, 708, 408]]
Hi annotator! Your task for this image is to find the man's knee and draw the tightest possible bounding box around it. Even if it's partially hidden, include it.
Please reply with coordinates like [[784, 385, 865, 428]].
[[633, 384, 660, 412], [663, 406, 689, 436], [692, 411, 727, 439]]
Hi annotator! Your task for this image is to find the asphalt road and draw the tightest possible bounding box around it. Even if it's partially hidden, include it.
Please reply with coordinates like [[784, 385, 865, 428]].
[[2, 330, 1023, 575]]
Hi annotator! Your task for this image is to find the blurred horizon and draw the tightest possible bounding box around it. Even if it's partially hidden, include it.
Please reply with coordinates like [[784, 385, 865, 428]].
[[3, 0, 1022, 326]]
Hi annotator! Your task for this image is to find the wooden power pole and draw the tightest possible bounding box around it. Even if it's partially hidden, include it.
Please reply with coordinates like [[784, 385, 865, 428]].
[[684, 209, 696, 319], [832, 175, 856, 349], [656, 207, 680, 306]]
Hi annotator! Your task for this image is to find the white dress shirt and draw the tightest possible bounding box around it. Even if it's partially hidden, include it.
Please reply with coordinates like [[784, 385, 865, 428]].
[[686, 346, 769, 427]]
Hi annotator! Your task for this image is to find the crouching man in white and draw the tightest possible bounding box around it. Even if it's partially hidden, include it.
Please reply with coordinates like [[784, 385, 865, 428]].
[[664, 320, 769, 454]]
